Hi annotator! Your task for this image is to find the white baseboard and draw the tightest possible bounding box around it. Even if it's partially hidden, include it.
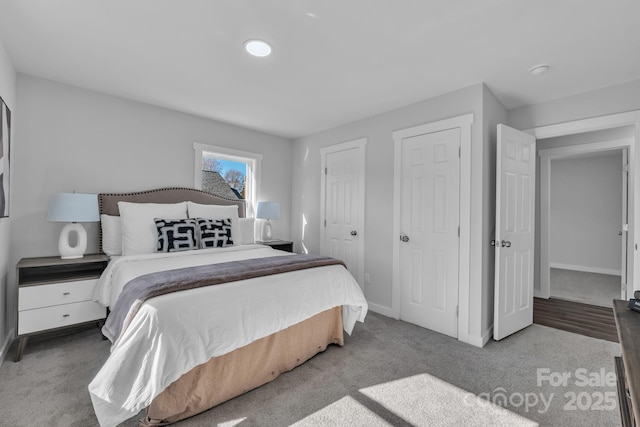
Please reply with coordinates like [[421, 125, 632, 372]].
[[482, 326, 494, 347], [550, 262, 621, 276], [0, 328, 15, 368], [366, 302, 395, 318], [465, 326, 492, 348], [368, 302, 491, 347]]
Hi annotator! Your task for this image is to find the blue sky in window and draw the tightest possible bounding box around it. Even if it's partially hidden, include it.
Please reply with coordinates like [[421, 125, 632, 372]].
[[202, 154, 246, 176], [218, 159, 246, 175]]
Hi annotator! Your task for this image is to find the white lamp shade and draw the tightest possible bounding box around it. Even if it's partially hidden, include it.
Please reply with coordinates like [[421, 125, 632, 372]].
[[256, 201, 280, 220], [46, 193, 99, 223]]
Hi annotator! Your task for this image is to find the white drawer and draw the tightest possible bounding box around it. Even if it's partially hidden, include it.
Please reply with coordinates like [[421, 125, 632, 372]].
[[18, 279, 98, 310], [18, 301, 105, 335]]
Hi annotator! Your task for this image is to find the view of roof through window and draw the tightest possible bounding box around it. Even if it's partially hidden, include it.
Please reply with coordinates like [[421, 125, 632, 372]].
[[202, 154, 247, 200]]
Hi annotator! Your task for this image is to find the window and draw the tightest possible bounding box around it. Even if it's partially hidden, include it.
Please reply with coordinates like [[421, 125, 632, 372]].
[[193, 143, 262, 217]]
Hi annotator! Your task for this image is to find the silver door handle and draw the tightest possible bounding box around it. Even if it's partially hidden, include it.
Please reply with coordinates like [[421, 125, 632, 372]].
[[400, 235, 410, 243], [351, 230, 358, 236], [501, 240, 511, 248]]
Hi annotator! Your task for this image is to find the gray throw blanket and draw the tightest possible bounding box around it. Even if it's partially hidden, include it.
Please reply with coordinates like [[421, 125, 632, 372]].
[[103, 254, 346, 342]]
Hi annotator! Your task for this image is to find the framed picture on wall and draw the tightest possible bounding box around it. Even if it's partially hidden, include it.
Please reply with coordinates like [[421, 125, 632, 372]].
[[0, 95, 10, 217]]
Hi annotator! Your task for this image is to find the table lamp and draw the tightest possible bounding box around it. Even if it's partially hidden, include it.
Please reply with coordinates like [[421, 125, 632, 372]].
[[46, 192, 99, 259], [256, 201, 280, 242]]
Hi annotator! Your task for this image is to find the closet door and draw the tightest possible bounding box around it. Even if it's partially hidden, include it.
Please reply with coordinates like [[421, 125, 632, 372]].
[[399, 128, 460, 338]]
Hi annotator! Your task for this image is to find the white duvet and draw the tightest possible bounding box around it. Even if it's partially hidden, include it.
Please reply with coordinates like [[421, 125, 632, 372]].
[[88, 245, 368, 427]]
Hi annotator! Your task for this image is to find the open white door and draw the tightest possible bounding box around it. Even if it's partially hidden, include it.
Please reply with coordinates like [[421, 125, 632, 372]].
[[494, 124, 536, 341]]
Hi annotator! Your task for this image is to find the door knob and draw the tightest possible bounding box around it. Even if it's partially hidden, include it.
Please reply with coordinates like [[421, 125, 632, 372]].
[[351, 230, 358, 236], [400, 235, 410, 242], [501, 240, 511, 248]]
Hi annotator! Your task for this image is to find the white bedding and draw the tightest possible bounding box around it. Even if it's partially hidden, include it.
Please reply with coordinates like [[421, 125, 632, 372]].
[[88, 245, 368, 427]]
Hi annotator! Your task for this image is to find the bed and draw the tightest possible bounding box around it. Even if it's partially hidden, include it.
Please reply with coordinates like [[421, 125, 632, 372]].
[[87, 188, 368, 427]]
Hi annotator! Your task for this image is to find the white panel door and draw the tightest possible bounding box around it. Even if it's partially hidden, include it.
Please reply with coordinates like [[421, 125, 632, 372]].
[[324, 148, 361, 284], [493, 124, 536, 341], [400, 128, 460, 338]]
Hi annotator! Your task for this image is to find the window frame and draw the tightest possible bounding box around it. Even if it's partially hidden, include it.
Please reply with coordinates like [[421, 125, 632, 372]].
[[193, 142, 262, 217]]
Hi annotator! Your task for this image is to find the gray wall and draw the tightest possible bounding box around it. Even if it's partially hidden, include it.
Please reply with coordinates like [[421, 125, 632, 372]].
[[291, 78, 640, 340], [514, 80, 640, 295], [509, 79, 640, 131], [4, 68, 640, 359], [291, 83, 497, 344], [535, 127, 634, 290], [8, 75, 293, 338], [0, 40, 15, 365], [538, 126, 635, 150], [550, 152, 622, 274]]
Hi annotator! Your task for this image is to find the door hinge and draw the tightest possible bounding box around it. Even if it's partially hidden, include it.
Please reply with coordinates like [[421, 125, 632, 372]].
[[624, 164, 630, 173], [324, 219, 327, 227], [325, 167, 327, 174], [456, 305, 459, 317], [458, 147, 461, 158], [458, 226, 460, 237]]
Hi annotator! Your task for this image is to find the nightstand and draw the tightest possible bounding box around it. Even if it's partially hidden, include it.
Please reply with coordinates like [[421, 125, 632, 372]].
[[256, 240, 294, 253], [15, 254, 109, 362]]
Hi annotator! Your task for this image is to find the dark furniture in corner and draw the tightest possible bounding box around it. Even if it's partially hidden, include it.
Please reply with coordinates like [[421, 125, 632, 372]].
[[613, 299, 640, 426]]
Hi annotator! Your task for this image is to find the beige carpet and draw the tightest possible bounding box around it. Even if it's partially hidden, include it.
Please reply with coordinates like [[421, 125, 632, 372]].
[[290, 373, 536, 426], [0, 312, 621, 426]]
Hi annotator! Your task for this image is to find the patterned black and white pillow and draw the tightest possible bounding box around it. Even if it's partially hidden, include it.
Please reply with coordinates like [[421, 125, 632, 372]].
[[197, 218, 234, 248], [154, 218, 198, 252]]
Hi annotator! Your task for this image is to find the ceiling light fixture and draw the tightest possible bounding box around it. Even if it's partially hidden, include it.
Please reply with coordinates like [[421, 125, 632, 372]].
[[529, 64, 550, 76], [244, 39, 272, 57]]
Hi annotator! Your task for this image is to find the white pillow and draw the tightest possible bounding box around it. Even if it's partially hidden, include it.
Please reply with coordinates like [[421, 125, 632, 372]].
[[187, 202, 240, 245], [118, 201, 188, 255], [237, 218, 255, 245], [100, 214, 122, 256]]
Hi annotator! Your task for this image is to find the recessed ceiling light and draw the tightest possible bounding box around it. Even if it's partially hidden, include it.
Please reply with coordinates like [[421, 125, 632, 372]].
[[244, 39, 272, 57], [530, 64, 550, 75]]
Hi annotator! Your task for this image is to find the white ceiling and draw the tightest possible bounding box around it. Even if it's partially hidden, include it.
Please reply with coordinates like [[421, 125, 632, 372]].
[[1, 0, 639, 139]]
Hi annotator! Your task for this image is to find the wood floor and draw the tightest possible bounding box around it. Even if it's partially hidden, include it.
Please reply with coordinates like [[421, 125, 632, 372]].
[[533, 297, 619, 343]]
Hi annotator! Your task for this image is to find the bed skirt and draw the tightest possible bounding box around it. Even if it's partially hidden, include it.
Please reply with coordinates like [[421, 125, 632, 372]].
[[141, 306, 344, 425]]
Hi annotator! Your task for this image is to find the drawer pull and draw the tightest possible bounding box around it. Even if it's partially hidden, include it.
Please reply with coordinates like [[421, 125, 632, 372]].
[[62, 314, 70, 318], [63, 292, 71, 296]]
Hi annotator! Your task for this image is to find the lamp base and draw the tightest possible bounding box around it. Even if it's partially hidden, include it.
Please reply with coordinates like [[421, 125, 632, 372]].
[[59, 223, 88, 259], [261, 219, 275, 242]]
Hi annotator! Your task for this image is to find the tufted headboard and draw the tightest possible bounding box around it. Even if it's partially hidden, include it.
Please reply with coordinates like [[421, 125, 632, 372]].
[[97, 187, 246, 253]]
